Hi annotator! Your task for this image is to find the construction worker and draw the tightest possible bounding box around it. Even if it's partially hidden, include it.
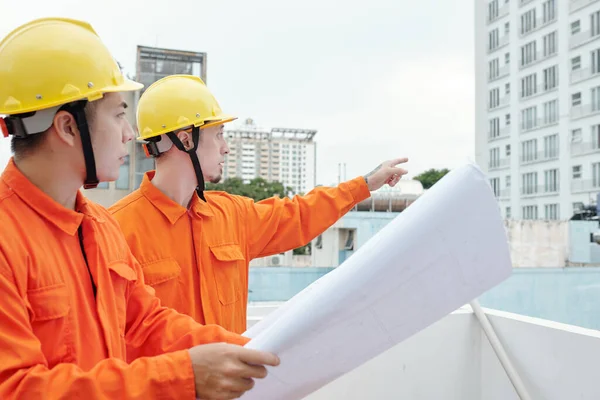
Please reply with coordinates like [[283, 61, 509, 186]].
[[0, 18, 278, 400], [109, 74, 409, 335]]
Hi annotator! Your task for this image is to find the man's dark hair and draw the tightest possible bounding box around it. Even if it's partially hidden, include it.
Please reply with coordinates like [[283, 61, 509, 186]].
[[11, 100, 97, 159]]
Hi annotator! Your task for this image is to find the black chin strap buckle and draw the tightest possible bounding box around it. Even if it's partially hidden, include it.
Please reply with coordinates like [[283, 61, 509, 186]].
[[166, 127, 206, 202]]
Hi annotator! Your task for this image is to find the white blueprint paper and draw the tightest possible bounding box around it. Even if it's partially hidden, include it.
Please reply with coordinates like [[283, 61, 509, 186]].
[[239, 163, 513, 400]]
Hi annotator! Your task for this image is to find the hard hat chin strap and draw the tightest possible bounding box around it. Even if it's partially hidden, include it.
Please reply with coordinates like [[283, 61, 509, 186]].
[[60, 101, 99, 189], [166, 126, 206, 202]]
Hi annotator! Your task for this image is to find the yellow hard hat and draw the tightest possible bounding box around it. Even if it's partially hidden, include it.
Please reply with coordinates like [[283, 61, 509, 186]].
[[136, 74, 236, 141], [0, 17, 143, 115]]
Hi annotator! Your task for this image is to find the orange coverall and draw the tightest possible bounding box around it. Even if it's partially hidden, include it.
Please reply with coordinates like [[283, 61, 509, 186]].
[[109, 171, 370, 334], [0, 160, 247, 399]]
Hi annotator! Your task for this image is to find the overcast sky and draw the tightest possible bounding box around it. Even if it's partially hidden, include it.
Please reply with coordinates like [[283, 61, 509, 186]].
[[0, 0, 475, 186]]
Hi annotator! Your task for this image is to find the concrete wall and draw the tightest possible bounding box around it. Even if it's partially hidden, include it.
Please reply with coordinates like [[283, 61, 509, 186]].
[[505, 220, 569, 267], [246, 304, 600, 400]]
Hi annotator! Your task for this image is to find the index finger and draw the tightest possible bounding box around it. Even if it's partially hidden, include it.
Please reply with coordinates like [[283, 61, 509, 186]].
[[237, 348, 281, 367], [388, 157, 409, 167]]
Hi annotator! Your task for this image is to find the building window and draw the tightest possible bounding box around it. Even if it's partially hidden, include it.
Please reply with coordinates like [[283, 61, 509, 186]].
[[505, 82, 511, 95], [490, 177, 501, 197], [505, 22, 510, 35], [506, 206, 512, 219], [572, 128, 583, 142], [506, 144, 511, 156], [542, 31, 557, 57], [593, 162, 600, 187], [573, 165, 582, 179], [571, 20, 581, 35], [489, 117, 501, 138], [543, 65, 558, 90], [116, 155, 130, 190], [592, 124, 600, 148], [523, 205, 538, 220], [592, 11, 600, 37], [544, 204, 559, 220], [572, 56, 582, 71], [544, 169, 559, 192], [572, 92, 582, 106], [521, 138, 538, 163], [506, 175, 512, 188], [521, 73, 537, 98], [522, 172, 538, 195], [542, 0, 555, 24], [592, 85, 600, 112], [521, 106, 537, 131], [520, 41, 537, 66], [490, 147, 500, 168], [521, 9, 537, 35], [490, 88, 500, 108], [505, 52, 510, 64], [592, 49, 600, 75], [506, 113, 511, 125], [489, 58, 500, 79], [544, 133, 559, 159], [543, 99, 558, 125]]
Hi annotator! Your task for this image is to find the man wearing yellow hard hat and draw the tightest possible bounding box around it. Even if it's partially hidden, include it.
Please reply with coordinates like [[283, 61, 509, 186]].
[[109, 74, 409, 335], [0, 18, 278, 400]]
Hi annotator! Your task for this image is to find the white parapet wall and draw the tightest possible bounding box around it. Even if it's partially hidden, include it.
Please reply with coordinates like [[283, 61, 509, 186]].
[[246, 303, 600, 400]]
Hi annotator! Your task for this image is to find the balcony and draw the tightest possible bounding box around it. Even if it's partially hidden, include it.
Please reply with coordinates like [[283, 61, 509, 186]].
[[488, 95, 510, 111], [519, 50, 557, 70], [488, 158, 511, 171], [487, 3, 510, 24], [488, 64, 510, 82], [570, 29, 600, 49], [520, 118, 559, 133], [519, 0, 535, 6], [499, 188, 511, 199], [570, 0, 600, 13], [519, 15, 557, 38], [571, 66, 600, 83], [521, 185, 560, 197], [520, 83, 558, 100], [571, 141, 600, 156], [488, 125, 511, 142], [488, 35, 509, 54], [247, 303, 600, 400], [520, 150, 559, 165], [570, 103, 600, 120], [572, 179, 600, 193]]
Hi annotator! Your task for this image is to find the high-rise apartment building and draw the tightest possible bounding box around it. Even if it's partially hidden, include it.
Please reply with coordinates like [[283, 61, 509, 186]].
[[224, 119, 317, 195], [475, 0, 600, 220]]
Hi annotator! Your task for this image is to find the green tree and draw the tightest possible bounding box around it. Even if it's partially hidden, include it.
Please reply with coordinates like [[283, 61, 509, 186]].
[[413, 168, 450, 189], [205, 177, 294, 202]]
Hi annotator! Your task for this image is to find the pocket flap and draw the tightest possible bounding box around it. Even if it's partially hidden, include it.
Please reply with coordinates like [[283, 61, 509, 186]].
[[210, 244, 245, 262], [108, 262, 138, 282], [141, 259, 181, 286], [28, 284, 70, 321]]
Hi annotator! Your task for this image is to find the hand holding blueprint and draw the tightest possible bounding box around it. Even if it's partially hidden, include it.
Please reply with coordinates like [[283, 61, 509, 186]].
[[239, 163, 513, 400]]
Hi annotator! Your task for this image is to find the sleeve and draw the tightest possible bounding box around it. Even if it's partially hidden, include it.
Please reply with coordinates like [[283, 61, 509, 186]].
[[244, 176, 371, 259], [0, 258, 198, 400], [123, 252, 249, 358]]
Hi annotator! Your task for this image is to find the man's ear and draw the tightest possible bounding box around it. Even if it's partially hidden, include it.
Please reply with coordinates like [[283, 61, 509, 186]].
[[51, 110, 78, 148], [176, 130, 193, 151]]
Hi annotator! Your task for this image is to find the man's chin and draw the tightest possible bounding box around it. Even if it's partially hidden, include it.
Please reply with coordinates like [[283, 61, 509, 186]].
[[209, 175, 222, 184]]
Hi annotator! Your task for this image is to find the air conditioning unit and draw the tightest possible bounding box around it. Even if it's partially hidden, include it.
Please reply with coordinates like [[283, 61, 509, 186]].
[[266, 255, 282, 267]]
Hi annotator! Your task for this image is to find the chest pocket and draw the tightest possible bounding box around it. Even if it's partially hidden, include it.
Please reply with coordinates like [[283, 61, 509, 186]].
[[210, 244, 245, 305], [27, 283, 71, 365]]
